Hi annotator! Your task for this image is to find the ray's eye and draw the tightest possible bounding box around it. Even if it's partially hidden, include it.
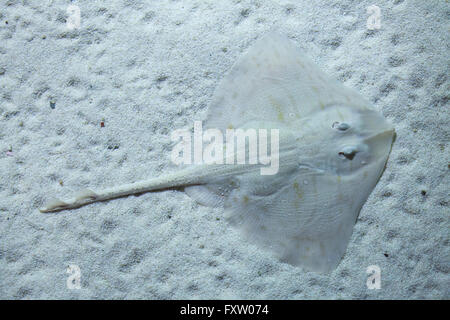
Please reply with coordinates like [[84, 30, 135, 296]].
[[338, 146, 358, 160], [332, 122, 350, 131]]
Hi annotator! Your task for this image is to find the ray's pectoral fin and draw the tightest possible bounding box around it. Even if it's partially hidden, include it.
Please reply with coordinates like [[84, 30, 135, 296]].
[[223, 163, 387, 273], [279, 223, 356, 273]]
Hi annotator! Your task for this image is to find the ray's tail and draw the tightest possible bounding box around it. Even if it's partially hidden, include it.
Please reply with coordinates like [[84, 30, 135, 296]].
[[39, 167, 205, 213], [38, 163, 255, 213]]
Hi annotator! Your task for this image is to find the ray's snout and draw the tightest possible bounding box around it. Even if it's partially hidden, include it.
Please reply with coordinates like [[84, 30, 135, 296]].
[[360, 109, 395, 138], [360, 110, 395, 161]]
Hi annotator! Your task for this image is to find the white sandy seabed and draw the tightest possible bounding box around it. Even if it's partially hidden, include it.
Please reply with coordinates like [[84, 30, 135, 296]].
[[0, 0, 448, 299]]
